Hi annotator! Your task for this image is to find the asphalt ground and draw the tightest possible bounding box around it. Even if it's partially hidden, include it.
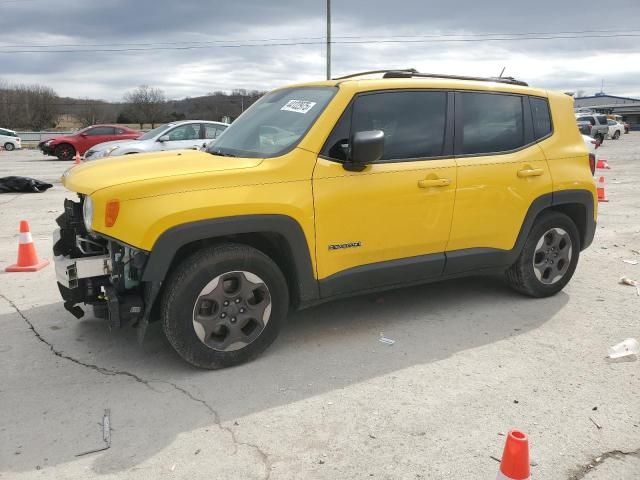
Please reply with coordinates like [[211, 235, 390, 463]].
[[0, 139, 638, 479]]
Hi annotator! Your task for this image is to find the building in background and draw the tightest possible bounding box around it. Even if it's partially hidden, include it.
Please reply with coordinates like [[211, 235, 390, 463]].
[[575, 94, 640, 129]]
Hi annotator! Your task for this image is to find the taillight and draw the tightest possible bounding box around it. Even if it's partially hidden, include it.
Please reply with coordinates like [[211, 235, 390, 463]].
[[588, 153, 596, 175]]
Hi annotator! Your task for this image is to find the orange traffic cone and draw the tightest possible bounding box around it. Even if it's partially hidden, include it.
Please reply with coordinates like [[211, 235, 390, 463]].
[[5, 221, 50, 272], [596, 158, 611, 170], [597, 176, 608, 202], [497, 430, 530, 480], [74, 152, 82, 164]]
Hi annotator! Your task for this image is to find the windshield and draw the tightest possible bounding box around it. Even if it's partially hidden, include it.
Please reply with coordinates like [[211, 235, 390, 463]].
[[139, 124, 172, 140], [207, 87, 336, 158]]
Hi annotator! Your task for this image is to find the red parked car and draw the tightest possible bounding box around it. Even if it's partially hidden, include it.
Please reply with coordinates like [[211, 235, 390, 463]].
[[39, 125, 141, 160]]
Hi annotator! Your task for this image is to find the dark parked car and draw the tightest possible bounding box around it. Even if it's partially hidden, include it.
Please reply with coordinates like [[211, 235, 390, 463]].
[[39, 125, 141, 160]]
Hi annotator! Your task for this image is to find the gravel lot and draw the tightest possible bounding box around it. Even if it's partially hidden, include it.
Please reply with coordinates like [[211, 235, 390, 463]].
[[0, 139, 639, 479]]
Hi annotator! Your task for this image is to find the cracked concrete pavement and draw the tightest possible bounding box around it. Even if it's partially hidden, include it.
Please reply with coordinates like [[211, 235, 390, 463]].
[[0, 142, 639, 479]]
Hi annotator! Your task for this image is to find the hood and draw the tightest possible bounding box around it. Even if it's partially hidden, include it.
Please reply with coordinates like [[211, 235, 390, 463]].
[[62, 149, 262, 195], [86, 139, 137, 153], [49, 133, 79, 144]]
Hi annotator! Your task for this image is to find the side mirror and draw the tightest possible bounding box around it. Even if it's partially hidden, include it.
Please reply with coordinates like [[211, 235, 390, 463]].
[[158, 135, 170, 142], [344, 130, 384, 171]]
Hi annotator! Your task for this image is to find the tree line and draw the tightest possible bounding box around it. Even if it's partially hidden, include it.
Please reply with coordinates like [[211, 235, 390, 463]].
[[0, 81, 265, 130]]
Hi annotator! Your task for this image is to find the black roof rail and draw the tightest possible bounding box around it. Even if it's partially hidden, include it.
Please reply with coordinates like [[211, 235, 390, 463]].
[[333, 68, 417, 80], [333, 68, 528, 86]]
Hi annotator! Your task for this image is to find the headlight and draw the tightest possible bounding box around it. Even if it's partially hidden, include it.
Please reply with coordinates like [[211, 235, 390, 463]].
[[82, 196, 94, 232], [104, 145, 120, 157]]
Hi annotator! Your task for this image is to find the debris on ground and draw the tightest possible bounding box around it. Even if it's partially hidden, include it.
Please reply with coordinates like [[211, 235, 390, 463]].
[[619, 276, 640, 295], [490, 455, 501, 462], [608, 338, 640, 359], [589, 416, 602, 430], [622, 259, 639, 265], [0, 176, 53, 193], [379, 333, 395, 345], [75, 409, 111, 457]]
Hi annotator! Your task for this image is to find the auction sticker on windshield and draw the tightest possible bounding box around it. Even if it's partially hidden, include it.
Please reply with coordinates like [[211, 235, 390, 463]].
[[281, 100, 317, 114]]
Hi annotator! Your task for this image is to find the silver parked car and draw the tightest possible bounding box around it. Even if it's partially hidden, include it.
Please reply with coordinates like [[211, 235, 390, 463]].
[[84, 120, 228, 160]]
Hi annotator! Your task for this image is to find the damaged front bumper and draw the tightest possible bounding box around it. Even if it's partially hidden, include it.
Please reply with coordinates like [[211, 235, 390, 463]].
[[53, 198, 151, 329]]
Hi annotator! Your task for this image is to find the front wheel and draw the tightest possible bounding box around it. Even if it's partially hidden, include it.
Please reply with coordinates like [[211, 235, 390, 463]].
[[55, 144, 75, 161], [3, 142, 15, 151], [505, 211, 580, 298], [613, 130, 620, 140], [161, 244, 289, 369], [596, 133, 605, 144]]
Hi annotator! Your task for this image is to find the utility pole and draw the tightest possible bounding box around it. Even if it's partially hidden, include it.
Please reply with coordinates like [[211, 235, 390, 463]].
[[326, 0, 331, 80]]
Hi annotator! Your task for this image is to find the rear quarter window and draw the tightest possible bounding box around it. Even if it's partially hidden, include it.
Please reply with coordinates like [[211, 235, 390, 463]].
[[530, 97, 552, 140]]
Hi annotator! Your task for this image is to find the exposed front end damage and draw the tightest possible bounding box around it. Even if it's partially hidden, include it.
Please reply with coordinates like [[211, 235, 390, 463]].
[[53, 197, 150, 329]]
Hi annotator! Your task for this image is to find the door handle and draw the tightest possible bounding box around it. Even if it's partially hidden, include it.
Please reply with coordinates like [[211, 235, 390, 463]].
[[517, 168, 544, 178], [418, 178, 451, 188]]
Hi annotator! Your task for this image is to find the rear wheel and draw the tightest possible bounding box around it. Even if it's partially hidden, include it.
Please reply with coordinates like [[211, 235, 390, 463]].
[[596, 133, 605, 144], [505, 211, 580, 298], [55, 143, 75, 161], [161, 244, 289, 369], [3, 142, 15, 151]]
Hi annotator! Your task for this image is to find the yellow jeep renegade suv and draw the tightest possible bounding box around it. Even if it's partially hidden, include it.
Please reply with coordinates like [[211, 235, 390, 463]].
[[54, 70, 597, 368]]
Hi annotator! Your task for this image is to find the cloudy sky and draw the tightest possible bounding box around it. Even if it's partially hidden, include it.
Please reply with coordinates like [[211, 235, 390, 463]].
[[1, 0, 639, 101]]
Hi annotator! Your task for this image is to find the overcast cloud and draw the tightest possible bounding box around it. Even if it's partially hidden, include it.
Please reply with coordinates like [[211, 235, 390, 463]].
[[0, 0, 639, 100]]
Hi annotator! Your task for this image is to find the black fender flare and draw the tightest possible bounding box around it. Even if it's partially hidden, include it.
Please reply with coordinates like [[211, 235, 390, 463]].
[[141, 214, 319, 304]]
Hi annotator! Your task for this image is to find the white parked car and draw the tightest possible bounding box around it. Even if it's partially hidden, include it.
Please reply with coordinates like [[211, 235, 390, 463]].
[[582, 134, 597, 154], [606, 119, 623, 140], [0, 128, 22, 151], [84, 120, 228, 160]]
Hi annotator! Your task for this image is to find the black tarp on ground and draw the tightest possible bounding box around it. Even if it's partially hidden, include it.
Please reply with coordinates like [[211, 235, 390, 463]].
[[0, 176, 53, 193]]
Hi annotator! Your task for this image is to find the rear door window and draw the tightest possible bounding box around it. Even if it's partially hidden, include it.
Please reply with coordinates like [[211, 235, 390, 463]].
[[204, 124, 227, 139], [530, 97, 552, 140], [322, 90, 448, 161], [460, 92, 525, 155], [596, 115, 608, 125]]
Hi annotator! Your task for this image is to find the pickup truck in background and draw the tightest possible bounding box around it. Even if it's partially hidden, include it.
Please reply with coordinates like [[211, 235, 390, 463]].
[[576, 113, 609, 143]]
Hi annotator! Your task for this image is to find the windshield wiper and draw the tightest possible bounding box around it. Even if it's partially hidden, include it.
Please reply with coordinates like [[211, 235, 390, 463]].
[[211, 150, 237, 157]]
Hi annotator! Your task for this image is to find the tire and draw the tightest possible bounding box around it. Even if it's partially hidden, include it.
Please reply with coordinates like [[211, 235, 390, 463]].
[[4, 142, 15, 151], [55, 143, 75, 161], [161, 243, 289, 369], [505, 211, 580, 298], [92, 302, 108, 319], [613, 130, 620, 140], [596, 133, 605, 144]]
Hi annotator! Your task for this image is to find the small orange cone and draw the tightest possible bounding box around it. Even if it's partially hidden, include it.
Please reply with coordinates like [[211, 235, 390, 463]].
[[597, 176, 608, 202], [74, 152, 82, 164], [5, 221, 50, 272], [497, 430, 530, 480], [596, 158, 611, 170]]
